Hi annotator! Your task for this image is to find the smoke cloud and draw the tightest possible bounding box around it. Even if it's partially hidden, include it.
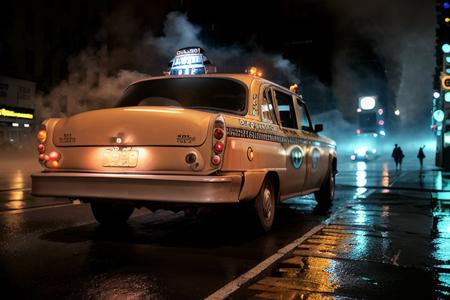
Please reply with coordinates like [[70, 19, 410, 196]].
[[326, 0, 435, 129], [36, 11, 300, 120]]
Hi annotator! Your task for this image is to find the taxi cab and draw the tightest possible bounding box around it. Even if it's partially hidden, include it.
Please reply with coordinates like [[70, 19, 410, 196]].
[[31, 73, 337, 231]]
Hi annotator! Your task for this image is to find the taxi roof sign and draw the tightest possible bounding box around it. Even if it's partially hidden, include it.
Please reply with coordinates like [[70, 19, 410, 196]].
[[168, 47, 216, 76]]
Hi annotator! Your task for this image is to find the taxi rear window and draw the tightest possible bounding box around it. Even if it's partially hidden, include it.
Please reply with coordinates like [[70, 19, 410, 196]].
[[118, 77, 247, 114]]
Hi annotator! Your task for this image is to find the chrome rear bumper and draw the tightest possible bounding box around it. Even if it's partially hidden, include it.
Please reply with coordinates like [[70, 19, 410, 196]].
[[31, 172, 242, 204]]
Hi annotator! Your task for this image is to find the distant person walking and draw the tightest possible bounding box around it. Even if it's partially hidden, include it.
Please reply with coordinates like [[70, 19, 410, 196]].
[[417, 146, 426, 169], [392, 144, 400, 169]]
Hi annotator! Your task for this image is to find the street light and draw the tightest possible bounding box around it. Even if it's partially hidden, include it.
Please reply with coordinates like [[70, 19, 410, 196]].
[[434, 92, 441, 99], [394, 109, 400, 116], [359, 96, 376, 110]]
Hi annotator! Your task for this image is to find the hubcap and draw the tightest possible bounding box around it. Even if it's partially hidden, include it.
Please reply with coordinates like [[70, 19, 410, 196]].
[[262, 186, 273, 220]]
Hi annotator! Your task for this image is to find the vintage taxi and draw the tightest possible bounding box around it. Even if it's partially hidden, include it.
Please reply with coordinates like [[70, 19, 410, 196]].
[[31, 73, 337, 231]]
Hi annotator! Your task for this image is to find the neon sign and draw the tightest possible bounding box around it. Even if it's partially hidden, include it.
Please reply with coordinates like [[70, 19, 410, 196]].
[[0, 107, 34, 119]]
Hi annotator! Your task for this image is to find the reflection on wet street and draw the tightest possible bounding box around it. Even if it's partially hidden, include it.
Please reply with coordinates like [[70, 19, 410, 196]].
[[2, 154, 450, 299], [432, 195, 450, 297], [234, 155, 450, 299]]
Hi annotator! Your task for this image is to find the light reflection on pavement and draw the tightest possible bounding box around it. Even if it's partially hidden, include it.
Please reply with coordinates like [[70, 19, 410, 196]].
[[2, 153, 450, 298], [234, 154, 450, 299]]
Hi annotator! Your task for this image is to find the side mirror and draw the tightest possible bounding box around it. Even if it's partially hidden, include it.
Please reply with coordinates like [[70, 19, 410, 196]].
[[314, 124, 323, 133]]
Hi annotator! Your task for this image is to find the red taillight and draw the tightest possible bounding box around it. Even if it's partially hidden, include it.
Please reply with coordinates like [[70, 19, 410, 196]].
[[211, 115, 226, 167], [49, 151, 61, 161], [214, 128, 224, 140], [214, 141, 224, 153], [37, 144, 45, 153], [211, 155, 221, 165]]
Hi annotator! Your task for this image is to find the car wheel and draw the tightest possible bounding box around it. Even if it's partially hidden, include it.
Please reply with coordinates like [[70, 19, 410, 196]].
[[315, 167, 335, 205], [90, 201, 134, 225], [253, 178, 276, 232]]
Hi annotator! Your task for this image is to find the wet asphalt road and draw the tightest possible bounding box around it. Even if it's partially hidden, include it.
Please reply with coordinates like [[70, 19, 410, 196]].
[[1, 151, 450, 299]]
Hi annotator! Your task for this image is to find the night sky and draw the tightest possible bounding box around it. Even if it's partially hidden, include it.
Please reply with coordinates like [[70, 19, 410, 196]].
[[1, 0, 437, 132]]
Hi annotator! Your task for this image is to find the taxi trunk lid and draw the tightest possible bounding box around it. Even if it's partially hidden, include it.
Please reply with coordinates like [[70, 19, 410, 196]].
[[52, 106, 211, 147]]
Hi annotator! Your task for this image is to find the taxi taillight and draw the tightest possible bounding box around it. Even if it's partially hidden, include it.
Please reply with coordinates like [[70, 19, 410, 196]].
[[36, 123, 62, 168], [37, 124, 47, 143], [211, 115, 226, 167]]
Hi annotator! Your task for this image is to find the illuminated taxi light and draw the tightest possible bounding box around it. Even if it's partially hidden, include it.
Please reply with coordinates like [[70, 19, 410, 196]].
[[214, 128, 224, 140], [359, 96, 376, 110], [50, 160, 59, 168], [247, 66, 263, 77], [37, 144, 45, 153], [48, 151, 61, 161], [289, 84, 298, 93], [211, 155, 221, 166], [214, 141, 224, 154], [0, 108, 34, 119], [37, 130, 47, 143]]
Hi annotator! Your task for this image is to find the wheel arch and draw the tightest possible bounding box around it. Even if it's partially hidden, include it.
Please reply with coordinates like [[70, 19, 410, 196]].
[[239, 170, 281, 202]]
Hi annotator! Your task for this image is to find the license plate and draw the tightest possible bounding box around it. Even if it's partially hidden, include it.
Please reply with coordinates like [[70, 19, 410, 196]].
[[102, 149, 139, 167]]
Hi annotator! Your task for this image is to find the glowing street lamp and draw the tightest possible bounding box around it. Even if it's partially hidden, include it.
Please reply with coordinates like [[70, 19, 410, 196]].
[[359, 96, 376, 110], [394, 109, 400, 116]]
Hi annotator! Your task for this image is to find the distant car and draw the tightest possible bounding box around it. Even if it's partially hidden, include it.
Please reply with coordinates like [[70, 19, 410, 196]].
[[31, 74, 337, 231], [350, 147, 378, 161]]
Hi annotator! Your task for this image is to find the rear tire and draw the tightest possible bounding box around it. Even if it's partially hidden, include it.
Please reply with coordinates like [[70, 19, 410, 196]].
[[253, 178, 276, 232], [90, 202, 134, 225], [315, 167, 335, 205]]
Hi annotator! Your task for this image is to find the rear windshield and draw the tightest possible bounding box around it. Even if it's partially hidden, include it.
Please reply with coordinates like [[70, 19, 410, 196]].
[[117, 77, 247, 114]]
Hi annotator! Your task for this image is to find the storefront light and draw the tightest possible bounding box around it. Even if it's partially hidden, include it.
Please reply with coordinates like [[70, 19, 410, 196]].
[[24, 123, 30, 128], [12, 123, 19, 127]]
